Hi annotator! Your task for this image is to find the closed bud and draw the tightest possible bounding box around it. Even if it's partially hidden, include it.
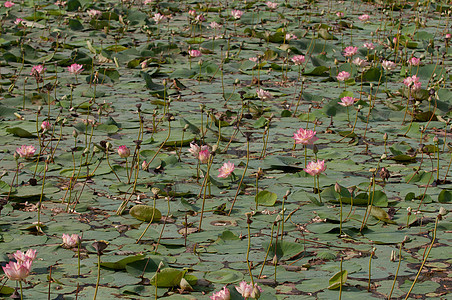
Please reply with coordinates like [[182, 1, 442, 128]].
[[439, 206, 448, 216], [334, 182, 341, 193], [151, 187, 161, 196], [384, 133, 388, 141]]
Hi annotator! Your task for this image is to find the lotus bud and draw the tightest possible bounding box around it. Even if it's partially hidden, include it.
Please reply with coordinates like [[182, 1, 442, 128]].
[[334, 182, 341, 193], [151, 187, 160, 196], [439, 206, 448, 216]]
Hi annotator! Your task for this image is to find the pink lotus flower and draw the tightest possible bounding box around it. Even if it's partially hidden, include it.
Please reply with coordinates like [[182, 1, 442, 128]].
[[41, 121, 51, 132], [403, 75, 421, 91], [352, 57, 368, 67], [13, 249, 37, 263], [198, 149, 210, 164], [2, 260, 32, 281], [118, 145, 130, 158], [343, 46, 358, 57], [381, 60, 396, 71], [153, 13, 165, 24], [189, 49, 202, 57], [304, 160, 326, 176], [211, 286, 231, 300], [292, 128, 319, 145], [339, 96, 357, 107], [446, 33, 451, 40], [188, 143, 209, 157], [14, 18, 24, 25], [210, 21, 222, 29], [266, 1, 278, 9], [358, 14, 370, 21], [67, 63, 84, 74], [62, 233, 80, 248], [256, 88, 272, 100], [291, 55, 305, 65], [249, 57, 258, 63], [144, 0, 153, 4], [285, 33, 297, 41], [336, 11, 344, 17], [363, 42, 375, 50], [231, 9, 243, 20], [87, 9, 101, 18], [188, 9, 196, 17], [336, 71, 351, 82], [16, 145, 36, 159], [4, 1, 14, 7], [408, 57, 420, 66], [30, 65, 46, 76], [235, 281, 262, 299], [218, 161, 235, 178], [55, 0, 66, 6], [195, 14, 206, 22]]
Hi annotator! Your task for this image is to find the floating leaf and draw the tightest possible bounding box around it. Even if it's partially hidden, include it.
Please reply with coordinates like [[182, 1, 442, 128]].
[[368, 206, 397, 224], [149, 268, 186, 287], [328, 270, 348, 289], [129, 205, 162, 222], [100, 254, 146, 270], [438, 190, 452, 203], [255, 190, 277, 206], [6, 127, 35, 138], [204, 269, 244, 284]]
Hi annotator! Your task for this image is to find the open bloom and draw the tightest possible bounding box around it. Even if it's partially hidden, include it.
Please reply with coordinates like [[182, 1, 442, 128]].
[[30, 65, 46, 76], [2, 260, 32, 281], [87, 9, 101, 18], [293, 128, 319, 145], [291, 55, 305, 65], [249, 57, 258, 63], [285, 33, 297, 41], [118, 145, 130, 158], [363, 42, 375, 50], [339, 96, 357, 107], [153, 13, 165, 24], [210, 286, 230, 300], [266, 1, 278, 9], [188, 143, 209, 157], [336, 71, 350, 82], [256, 88, 272, 100], [67, 63, 83, 74], [4, 1, 14, 7], [381, 60, 396, 71], [408, 57, 420, 66], [62, 234, 80, 248], [231, 9, 243, 19], [336, 11, 344, 17], [210, 21, 222, 30], [352, 57, 368, 67], [343, 46, 358, 57], [403, 75, 421, 91], [14, 18, 24, 25], [16, 145, 36, 159], [41, 121, 51, 132], [218, 161, 235, 178], [358, 14, 370, 21], [235, 281, 262, 299], [304, 160, 326, 176], [198, 149, 210, 164], [13, 249, 37, 263], [189, 49, 202, 57]]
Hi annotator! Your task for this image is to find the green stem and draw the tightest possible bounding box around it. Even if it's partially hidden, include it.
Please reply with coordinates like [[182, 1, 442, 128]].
[[403, 217, 439, 300], [228, 137, 250, 215], [93, 254, 101, 300]]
